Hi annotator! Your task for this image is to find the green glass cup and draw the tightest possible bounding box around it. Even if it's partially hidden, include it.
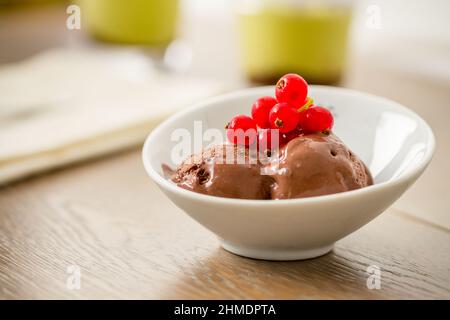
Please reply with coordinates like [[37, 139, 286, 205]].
[[79, 0, 179, 46], [237, 2, 352, 85]]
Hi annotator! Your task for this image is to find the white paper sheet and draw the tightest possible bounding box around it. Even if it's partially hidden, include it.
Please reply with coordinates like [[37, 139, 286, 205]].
[[0, 49, 225, 184]]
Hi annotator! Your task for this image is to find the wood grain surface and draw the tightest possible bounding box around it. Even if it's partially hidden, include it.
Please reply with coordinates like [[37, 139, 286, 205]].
[[0, 150, 449, 299]]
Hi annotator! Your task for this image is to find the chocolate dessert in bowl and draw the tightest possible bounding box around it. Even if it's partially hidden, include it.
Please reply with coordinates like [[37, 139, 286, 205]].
[[143, 74, 434, 260]]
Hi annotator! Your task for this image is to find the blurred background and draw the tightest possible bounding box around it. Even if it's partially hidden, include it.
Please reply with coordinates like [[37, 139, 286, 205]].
[[0, 0, 449, 228]]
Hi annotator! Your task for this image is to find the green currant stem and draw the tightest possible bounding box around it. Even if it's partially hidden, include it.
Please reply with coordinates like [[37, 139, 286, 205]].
[[298, 97, 314, 113]]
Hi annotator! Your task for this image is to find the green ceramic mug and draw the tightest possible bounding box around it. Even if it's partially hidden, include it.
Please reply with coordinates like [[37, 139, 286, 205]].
[[79, 0, 179, 46], [237, 1, 352, 85]]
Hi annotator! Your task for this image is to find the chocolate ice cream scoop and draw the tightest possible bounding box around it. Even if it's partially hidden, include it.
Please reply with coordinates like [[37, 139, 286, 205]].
[[167, 133, 373, 200], [169, 144, 274, 200], [270, 133, 373, 199]]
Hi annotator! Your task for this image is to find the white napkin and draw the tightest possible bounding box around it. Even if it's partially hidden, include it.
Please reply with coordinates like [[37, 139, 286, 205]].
[[0, 49, 225, 184]]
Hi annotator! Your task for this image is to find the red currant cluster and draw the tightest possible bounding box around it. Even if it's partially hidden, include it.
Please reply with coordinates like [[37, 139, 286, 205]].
[[226, 73, 334, 151]]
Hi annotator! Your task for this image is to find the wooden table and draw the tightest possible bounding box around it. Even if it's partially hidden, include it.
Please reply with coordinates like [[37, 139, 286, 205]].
[[1, 148, 449, 299], [1, 4, 450, 300]]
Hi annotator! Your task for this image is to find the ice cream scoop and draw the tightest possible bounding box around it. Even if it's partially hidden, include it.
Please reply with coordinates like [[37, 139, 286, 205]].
[[270, 133, 372, 199], [168, 144, 273, 200], [167, 133, 372, 200]]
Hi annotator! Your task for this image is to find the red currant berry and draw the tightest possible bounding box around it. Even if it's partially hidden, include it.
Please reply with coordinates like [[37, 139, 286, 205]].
[[226, 115, 257, 146], [251, 96, 277, 128], [298, 106, 334, 133], [275, 73, 308, 107], [268, 103, 299, 133], [281, 127, 303, 145], [257, 129, 281, 154]]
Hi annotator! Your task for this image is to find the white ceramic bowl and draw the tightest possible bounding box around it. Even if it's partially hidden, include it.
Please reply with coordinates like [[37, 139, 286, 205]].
[[142, 86, 435, 260]]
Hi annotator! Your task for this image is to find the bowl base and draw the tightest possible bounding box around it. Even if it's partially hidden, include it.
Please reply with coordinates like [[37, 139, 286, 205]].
[[221, 241, 334, 261]]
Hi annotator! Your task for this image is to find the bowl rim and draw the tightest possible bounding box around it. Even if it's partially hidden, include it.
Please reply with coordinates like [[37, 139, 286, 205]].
[[142, 85, 435, 206]]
